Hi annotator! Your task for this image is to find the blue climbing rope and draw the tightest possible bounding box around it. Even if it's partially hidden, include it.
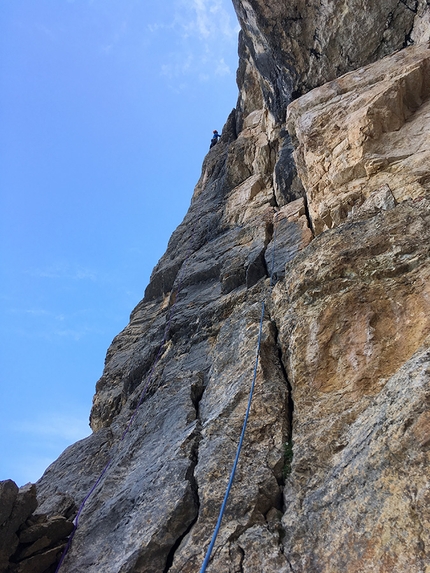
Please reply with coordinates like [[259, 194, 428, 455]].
[[199, 300, 266, 573], [199, 211, 279, 572], [55, 210, 280, 573]]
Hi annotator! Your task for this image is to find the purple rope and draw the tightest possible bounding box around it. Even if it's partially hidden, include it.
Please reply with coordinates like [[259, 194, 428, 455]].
[[55, 459, 112, 572], [55, 246, 195, 572]]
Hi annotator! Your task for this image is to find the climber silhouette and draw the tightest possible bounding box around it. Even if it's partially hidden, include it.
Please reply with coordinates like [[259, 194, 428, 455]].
[[210, 130, 221, 149]]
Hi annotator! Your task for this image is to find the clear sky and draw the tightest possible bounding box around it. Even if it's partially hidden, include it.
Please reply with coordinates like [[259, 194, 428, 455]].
[[0, 0, 239, 486]]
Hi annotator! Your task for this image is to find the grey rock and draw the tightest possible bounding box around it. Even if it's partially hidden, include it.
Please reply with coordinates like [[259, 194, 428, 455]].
[[265, 198, 313, 282], [353, 183, 397, 219], [18, 516, 74, 549], [10, 484, 38, 533], [36, 429, 113, 515], [33, 493, 76, 521], [233, 0, 418, 117], [0, 480, 18, 526], [0, 484, 38, 571], [11, 544, 65, 573], [3, 1, 426, 572]]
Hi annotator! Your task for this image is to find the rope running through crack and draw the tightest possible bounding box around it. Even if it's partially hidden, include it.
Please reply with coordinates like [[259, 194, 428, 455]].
[[199, 211, 279, 572], [55, 211, 280, 572]]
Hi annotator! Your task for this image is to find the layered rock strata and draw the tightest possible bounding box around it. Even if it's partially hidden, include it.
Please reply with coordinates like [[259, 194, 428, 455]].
[[4, 1, 430, 572], [0, 480, 74, 573], [287, 44, 430, 235]]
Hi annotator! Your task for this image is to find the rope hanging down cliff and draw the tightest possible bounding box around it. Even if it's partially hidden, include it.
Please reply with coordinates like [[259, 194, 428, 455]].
[[54, 238, 199, 573], [55, 211, 279, 573], [199, 212, 279, 573]]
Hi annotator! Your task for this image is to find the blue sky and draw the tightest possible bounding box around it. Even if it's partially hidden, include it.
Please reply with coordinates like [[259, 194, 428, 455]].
[[0, 0, 239, 486]]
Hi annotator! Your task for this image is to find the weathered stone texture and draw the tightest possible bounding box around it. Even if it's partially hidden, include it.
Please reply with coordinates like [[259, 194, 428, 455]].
[[265, 198, 313, 281], [35, 101, 295, 571], [233, 0, 420, 117], [412, 1, 430, 44], [3, 1, 429, 572], [285, 340, 430, 573], [271, 200, 430, 571], [287, 44, 430, 234], [0, 480, 74, 573]]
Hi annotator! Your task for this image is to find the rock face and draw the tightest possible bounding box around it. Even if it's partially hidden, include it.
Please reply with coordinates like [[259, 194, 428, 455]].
[[272, 199, 430, 571], [287, 44, 430, 235], [0, 480, 74, 573], [4, 1, 429, 572], [234, 0, 417, 111]]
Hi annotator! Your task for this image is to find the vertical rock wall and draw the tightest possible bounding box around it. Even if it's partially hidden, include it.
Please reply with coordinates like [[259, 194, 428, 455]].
[[14, 1, 430, 572]]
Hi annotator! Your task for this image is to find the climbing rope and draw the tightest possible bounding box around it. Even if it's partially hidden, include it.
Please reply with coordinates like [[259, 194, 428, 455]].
[[199, 300, 266, 573], [55, 239, 198, 572], [55, 209, 279, 572], [199, 211, 279, 572]]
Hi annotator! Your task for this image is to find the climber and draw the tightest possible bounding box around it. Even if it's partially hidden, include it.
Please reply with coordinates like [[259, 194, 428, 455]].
[[210, 130, 221, 149]]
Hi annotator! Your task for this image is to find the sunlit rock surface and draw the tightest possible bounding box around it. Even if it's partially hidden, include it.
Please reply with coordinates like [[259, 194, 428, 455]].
[[272, 199, 430, 571], [287, 45, 430, 235], [9, 1, 429, 572]]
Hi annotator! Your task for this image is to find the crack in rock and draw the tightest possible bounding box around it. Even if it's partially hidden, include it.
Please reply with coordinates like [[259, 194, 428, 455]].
[[163, 381, 205, 573]]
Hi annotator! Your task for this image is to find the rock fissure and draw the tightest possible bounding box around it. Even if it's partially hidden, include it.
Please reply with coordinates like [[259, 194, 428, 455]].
[[403, 26, 415, 46], [285, 554, 296, 573], [301, 194, 314, 242], [400, 0, 419, 13], [268, 314, 295, 490], [162, 384, 204, 573], [404, 485, 427, 561], [162, 516, 198, 573], [237, 544, 245, 573], [6, 2, 429, 572]]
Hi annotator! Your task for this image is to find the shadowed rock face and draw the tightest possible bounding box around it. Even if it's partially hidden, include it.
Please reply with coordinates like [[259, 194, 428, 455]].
[[14, 1, 429, 572], [0, 480, 74, 573], [233, 0, 422, 119]]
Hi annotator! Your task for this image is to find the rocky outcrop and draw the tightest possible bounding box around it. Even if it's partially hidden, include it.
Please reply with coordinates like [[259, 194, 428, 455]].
[[37, 99, 296, 573], [2, 1, 429, 572], [0, 480, 74, 573], [233, 0, 423, 120], [287, 44, 430, 235]]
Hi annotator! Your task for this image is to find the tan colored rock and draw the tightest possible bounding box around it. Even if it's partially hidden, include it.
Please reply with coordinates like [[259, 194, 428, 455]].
[[15, 2, 430, 572], [287, 45, 430, 234], [272, 199, 430, 572]]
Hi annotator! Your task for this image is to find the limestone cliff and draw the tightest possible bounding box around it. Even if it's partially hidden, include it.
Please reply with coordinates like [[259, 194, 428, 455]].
[[2, 2, 429, 572]]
